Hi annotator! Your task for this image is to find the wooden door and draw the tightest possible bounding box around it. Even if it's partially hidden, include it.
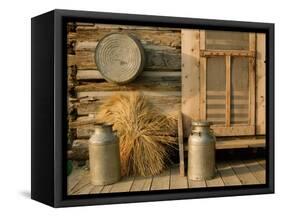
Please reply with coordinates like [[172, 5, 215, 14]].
[[199, 30, 256, 136]]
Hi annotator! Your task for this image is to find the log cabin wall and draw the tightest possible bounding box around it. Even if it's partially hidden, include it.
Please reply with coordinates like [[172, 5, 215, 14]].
[[67, 24, 266, 160], [67, 22, 182, 152]]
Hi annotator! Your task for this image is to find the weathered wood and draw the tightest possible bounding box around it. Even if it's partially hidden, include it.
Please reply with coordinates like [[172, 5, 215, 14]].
[[216, 138, 266, 149], [150, 169, 170, 190], [256, 33, 266, 135], [243, 159, 266, 184], [70, 172, 91, 194], [181, 29, 200, 136], [170, 166, 188, 189], [256, 159, 266, 169], [217, 162, 241, 186], [205, 30, 250, 50], [75, 183, 93, 195], [99, 185, 113, 193], [76, 23, 180, 31], [200, 50, 255, 57], [69, 116, 95, 128], [67, 167, 87, 195], [130, 176, 153, 192], [178, 112, 185, 176], [76, 70, 181, 80], [188, 179, 206, 188], [75, 95, 181, 116], [249, 33, 256, 129], [67, 158, 266, 195], [212, 125, 255, 137], [225, 55, 231, 127], [75, 79, 181, 92], [228, 160, 260, 185], [207, 108, 248, 115], [89, 185, 104, 194], [110, 176, 135, 193], [70, 45, 181, 71], [199, 30, 207, 120], [75, 27, 181, 48], [207, 90, 248, 97], [207, 99, 249, 105], [68, 140, 89, 160], [205, 170, 225, 187]]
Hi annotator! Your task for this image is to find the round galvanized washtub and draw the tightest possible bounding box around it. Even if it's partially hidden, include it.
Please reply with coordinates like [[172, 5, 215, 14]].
[[95, 33, 145, 84], [187, 121, 216, 180], [88, 124, 121, 185]]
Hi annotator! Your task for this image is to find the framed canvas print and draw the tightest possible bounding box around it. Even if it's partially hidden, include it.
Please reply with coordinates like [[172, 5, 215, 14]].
[[31, 9, 274, 207]]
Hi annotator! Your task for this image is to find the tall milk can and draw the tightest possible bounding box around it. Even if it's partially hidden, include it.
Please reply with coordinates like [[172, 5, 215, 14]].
[[188, 121, 216, 180], [89, 124, 121, 185]]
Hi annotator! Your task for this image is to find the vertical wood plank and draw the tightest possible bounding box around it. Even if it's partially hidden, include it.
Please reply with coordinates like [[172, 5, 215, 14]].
[[256, 33, 266, 135], [178, 111, 185, 176], [199, 30, 207, 120], [249, 33, 256, 128], [225, 55, 231, 127], [181, 29, 200, 136]]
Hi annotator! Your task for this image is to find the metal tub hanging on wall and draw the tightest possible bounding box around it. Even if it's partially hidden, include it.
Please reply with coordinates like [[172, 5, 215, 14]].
[[95, 33, 145, 84]]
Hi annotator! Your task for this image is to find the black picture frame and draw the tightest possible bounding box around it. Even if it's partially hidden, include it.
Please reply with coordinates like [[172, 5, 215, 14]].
[[31, 9, 274, 207]]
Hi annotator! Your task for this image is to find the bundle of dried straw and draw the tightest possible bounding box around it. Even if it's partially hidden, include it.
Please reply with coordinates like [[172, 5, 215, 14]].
[[95, 92, 177, 176]]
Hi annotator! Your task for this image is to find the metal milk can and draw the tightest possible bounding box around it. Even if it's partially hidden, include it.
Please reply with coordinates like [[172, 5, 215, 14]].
[[187, 121, 216, 180], [88, 124, 121, 185]]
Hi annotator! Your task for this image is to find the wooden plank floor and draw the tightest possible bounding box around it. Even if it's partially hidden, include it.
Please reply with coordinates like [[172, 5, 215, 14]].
[[68, 158, 266, 195]]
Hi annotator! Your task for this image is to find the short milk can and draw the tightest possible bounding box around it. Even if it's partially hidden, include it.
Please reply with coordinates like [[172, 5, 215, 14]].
[[89, 124, 121, 185], [188, 121, 216, 180]]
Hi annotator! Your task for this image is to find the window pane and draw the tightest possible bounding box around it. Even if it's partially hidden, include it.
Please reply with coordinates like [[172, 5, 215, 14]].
[[231, 57, 249, 125], [206, 30, 249, 50], [206, 57, 226, 125]]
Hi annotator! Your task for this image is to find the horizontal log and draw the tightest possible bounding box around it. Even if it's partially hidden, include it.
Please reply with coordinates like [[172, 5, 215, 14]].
[[76, 90, 181, 98], [68, 140, 89, 160], [76, 70, 181, 80], [75, 79, 181, 92], [68, 45, 181, 71], [69, 116, 95, 128], [75, 96, 181, 116], [75, 23, 180, 31], [75, 28, 181, 48]]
